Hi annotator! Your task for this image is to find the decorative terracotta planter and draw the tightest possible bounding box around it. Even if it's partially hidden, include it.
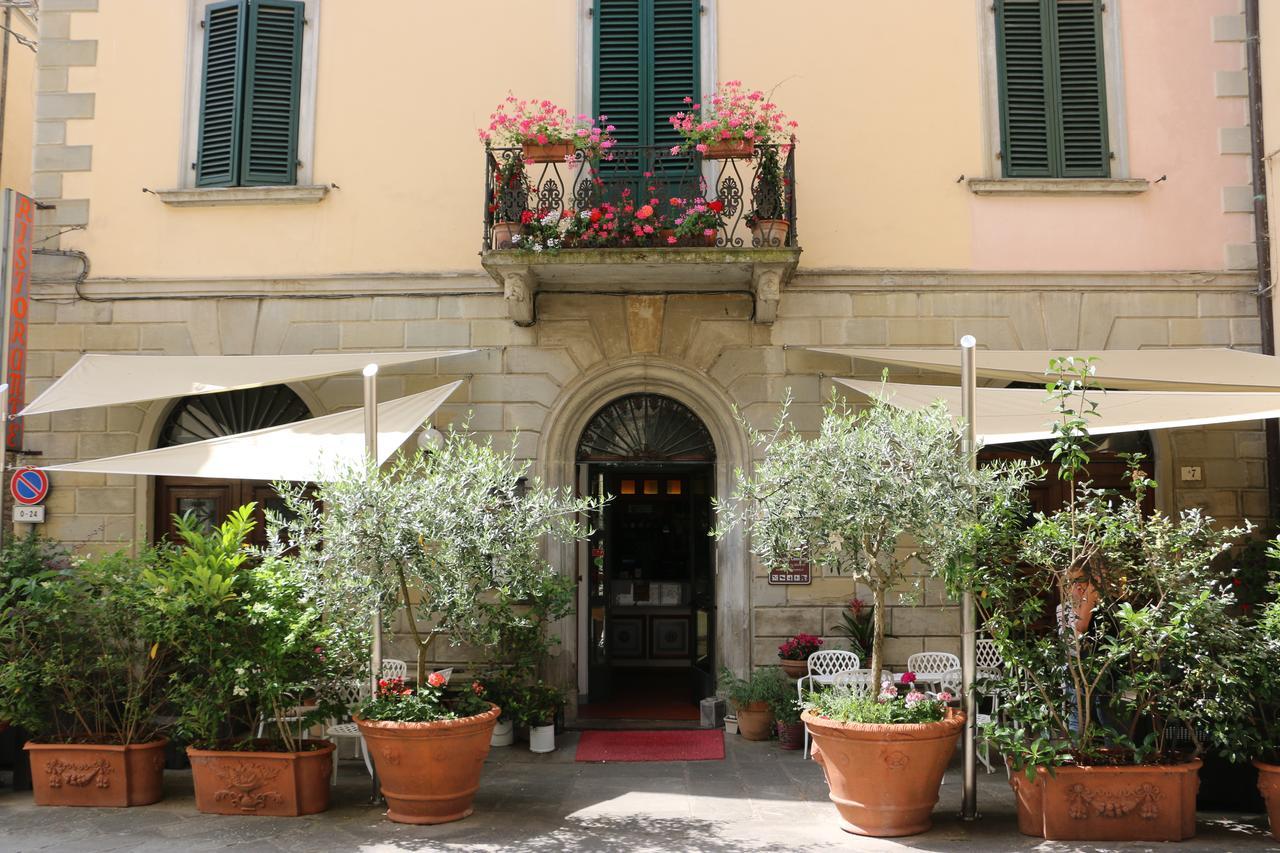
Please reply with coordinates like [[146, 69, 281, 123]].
[[734, 701, 775, 741], [25, 738, 167, 808], [187, 740, 334, 817], [776, 720, 805, 751], [356, 703, 500, 825], [802, 709, 963, 837], [702, 139, 754, 159], [1009, 759, 1201, 842], [751, 219, 790, 248], [490, 221, 520, 250], [779, 658, 808, 679], [521, 141, 575, 163], [1254, 759, 1280, 840]]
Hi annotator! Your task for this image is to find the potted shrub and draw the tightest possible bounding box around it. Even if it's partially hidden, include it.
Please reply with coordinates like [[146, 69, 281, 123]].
[[832, 597, 875, 662], [1238, 553, 1280, 839], [475, 674, 517, 747], [956, 358, 1253, 843], [772, 695, 805, 750], [719, 666, 788, 741], [139, 506, 361, 817], [0, 543, 171, 808], [716, 391, 1030, 836], [777, 633, 823, 679], [803, 684, 958, 835], [488, 157, 528, 250], [668, 80, 797, 159], [479, 94, 614, 163], [746, 143, 790, 247], [516, 681, 563, 754], [273, 430, 601, 824]]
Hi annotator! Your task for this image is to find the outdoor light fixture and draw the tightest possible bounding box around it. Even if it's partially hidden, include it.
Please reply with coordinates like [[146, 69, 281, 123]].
[[417, 424, 445, 452]]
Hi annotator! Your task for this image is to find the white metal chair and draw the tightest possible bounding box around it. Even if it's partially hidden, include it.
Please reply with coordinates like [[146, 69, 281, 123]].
[[797, 650, 860, 758], [906, 652, 961, 695], [831, 668, 877, 698], [325, 679, 372, 785], [974, 639, 1005, 774], [380, 658, 408, 680]]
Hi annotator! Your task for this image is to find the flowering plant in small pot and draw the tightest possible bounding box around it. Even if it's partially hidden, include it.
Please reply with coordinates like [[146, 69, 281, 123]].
[[487, 157, 528, 249], [1, 540, 172, 808], [479, 94, 616, 163], [513, 680, 563, 754], [777, 632, 823, 678], [512, 209, 569, 254], [770, 695, 805, 750], [669, 196, 724, 247], [138, 506, 362, 817], [668, 80, 797, 158]]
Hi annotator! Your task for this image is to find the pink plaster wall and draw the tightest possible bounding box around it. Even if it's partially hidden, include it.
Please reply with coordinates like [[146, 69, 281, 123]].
[[969, 0, 1253, 272]]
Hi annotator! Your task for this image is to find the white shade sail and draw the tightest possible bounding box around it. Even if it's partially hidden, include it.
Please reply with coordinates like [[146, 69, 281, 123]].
[[813, 347, 1280, 392], [835, 378, 1280, 445], [21, 350, 473, 416], [41, 381, 462, 481]]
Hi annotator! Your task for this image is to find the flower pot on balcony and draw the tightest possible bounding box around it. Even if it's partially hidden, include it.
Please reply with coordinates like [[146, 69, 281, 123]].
[[1256, 760, 1280, 840], [734, 701, 774, 741], [1009, 759, 1201, 842], [25, 739, 167, 808], [491, 222, 520, 250], [778, 658, 808, 679], [521, 141, 574, 163], [187, 740, 334, 817], [355, 703, 499, 825], [803, 710, 963, 837], [703, 139, 754, 159], [751, 219, 790, 248]]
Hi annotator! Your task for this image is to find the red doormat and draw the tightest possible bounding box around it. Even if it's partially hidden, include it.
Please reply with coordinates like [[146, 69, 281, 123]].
[[574, 729, 725, 763]]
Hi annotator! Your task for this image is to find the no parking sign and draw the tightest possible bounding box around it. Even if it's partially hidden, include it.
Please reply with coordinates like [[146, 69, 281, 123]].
[[10, 466, 48, 505]]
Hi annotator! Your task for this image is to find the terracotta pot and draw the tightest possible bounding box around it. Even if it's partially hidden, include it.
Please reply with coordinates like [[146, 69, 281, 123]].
[[778, 658, 808, 679], [776, 720, 805, 751], [25, 738, 167, 808], [802, 709, 963, 837], [521, 141, 575, 163], [1254, 759, 1280, 840], [702, 138, 754, 159], [490, 221, 520, 250], [356, 703, 500, 825], [1009, 759, 1201, 842], [187, 740, 333, 817], [751, 219, 790, 248], [734, 701, 775, 741]]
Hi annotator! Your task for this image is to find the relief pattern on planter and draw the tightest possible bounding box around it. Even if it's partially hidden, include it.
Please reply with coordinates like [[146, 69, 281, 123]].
[[206, 759, 284, 812], [1065, 782, 1161, 820], [45, 758, 113, 789], [881, 749, 910, 771]]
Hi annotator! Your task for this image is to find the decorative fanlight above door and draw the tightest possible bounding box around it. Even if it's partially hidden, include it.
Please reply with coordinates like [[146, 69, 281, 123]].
[[577, 394, 715, 462]]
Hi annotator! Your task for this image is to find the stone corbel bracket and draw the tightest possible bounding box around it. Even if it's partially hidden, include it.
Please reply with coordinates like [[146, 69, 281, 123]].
[[501, 265, 535, 327], [751, 262, 792, 325]]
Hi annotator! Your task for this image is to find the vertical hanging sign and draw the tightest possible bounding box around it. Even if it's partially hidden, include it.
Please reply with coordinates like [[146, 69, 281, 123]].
[[1, 190, 33, 452]]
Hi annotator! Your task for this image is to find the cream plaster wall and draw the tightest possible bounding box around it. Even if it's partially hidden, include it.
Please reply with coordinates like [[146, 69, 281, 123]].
[[1, 10, 35, 196]]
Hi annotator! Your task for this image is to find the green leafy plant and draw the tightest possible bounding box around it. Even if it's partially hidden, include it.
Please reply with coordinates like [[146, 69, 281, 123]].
[[831, 597, 876, 661], [746, 144, 786, 226], [719, 665, 789, 711], [804, 686, 949, 726], [139, 506, 363, 751], [359, 674, 489, 724]]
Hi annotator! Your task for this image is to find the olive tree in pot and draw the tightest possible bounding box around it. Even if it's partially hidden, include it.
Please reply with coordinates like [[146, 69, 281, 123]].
[[139, 507, 363, 817], [715, 391, 1032, 836], [272, 431, 601, 824], [1, 542, 172, 808], [953, 358, 1254, 843]]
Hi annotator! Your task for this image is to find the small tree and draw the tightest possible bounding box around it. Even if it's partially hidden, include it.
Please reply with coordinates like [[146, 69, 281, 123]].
[[271, 430, 602, 684], [716, 392, 1033, 681]]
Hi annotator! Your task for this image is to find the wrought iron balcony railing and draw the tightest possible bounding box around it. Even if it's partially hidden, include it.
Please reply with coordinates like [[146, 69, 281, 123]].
[[482, 140, 797, 252]]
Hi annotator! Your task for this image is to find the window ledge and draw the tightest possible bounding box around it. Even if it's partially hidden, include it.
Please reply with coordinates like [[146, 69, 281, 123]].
[[966, 178, 1150, 196], [154, 185, 330, 207]]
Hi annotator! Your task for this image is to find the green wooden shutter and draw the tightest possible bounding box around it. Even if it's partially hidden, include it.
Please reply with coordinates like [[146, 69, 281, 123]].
[[650, 0, 699, 156], [1054, 0, 1109, 177], [995, 0, 1108, 178], [595, 0, 643, 150], [240, 0, 304, 186], [195, 0, 247, 187]]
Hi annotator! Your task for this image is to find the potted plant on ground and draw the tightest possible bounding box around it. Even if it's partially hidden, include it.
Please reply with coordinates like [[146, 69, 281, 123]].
[[772, 695, 805, 750], [516, 681, 563, 754], [1, 544, 171, 808], [832, 597, 875, 662], [1233, 549, 1280, 839], [719, 666, 788, 741], [273, 430, 601, 824], [138, 506, 361, 817], [956, 357, 1253, 843], [777, 632, 823, 679], [668, 80, 797, 159], [716, 390, 1032, 836]]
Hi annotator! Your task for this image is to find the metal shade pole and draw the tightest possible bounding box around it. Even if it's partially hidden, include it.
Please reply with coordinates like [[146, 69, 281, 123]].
[[959, 335, 979, 820], [362, 363, 381, 803]]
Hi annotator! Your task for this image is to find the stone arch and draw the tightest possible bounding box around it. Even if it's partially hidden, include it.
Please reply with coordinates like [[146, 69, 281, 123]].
[[538, 357, 754, 697]]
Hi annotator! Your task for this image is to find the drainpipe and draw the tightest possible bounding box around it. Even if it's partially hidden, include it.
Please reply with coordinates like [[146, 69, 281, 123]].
[[1245, 0, 1280, 520]]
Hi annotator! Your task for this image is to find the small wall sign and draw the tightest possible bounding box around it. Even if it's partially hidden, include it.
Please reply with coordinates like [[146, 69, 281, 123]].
[[768, 558, 811, 585], [12, 504, 44, 523], [10, 466, 48, 505]]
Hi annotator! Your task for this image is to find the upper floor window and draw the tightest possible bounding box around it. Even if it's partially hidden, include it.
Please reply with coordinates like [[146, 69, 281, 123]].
[[195, 0, 305, 187], [995, 0, 1110, 178]]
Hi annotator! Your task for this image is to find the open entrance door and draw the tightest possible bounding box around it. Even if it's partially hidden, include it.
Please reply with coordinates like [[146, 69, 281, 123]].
[[576, 395, 716, 722]]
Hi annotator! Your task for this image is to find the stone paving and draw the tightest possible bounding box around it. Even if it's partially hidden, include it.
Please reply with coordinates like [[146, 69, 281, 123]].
[[1, 733, 1276, 853]]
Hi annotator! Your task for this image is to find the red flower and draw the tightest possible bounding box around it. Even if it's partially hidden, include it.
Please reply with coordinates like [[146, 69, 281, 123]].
[[471, 681, 486, 696], [708, 200, 724, 214], [589, 209, 602, 223], [427, 671, 446, 688], [900, 672, 917, 685], [520, 210, 534, 225]]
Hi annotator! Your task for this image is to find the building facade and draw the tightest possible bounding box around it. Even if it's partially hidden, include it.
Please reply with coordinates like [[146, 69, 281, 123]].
[[22, 0, 1270, 715]]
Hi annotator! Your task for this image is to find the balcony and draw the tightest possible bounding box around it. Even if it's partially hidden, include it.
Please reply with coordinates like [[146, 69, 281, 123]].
[[480, 142, 802, 326]]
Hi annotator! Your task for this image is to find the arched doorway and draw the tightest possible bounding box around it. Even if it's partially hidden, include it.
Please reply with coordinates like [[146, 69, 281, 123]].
[[153, 385, 312, 546], [576, 393, 717, 721]]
